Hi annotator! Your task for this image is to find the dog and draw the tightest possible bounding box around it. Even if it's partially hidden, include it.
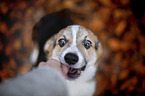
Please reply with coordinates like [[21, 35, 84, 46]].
[[41, 25, 102, 96]]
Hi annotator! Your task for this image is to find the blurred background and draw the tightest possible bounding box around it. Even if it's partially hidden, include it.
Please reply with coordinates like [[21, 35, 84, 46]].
[[0, 0, 145, 95]]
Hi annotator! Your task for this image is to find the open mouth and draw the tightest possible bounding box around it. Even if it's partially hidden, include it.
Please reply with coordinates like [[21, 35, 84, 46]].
[[62, 64, 86, 79], [67, 67, 81, 79]]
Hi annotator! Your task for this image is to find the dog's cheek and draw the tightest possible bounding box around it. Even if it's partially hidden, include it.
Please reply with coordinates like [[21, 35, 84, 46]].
[[96, 42, 102, 58], [77, 45, 89, 63], [87, 48, 95, 59], [52, 45, 66, 58]]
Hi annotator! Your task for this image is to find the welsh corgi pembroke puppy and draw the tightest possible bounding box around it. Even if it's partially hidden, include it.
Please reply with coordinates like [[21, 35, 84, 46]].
[[32, 25, 102, 96]]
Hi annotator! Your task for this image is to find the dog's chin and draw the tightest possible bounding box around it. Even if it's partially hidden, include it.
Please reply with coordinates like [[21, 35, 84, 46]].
[[61, 63, 86, 80]]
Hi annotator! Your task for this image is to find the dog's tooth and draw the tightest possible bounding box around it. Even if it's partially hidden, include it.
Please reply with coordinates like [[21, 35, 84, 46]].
[[68, 68, 76, 73], [78, 70, 81, 74]]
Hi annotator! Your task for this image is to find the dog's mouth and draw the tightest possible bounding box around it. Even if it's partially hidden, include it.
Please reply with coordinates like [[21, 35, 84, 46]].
[[67, 67, 81, 79], [61, 63, 86, 80]]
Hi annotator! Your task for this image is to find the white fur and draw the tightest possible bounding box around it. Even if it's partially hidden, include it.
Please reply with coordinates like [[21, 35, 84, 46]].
[[30, 45, 39, 64], [66, 79, 96, 96], [34, 25, 99, 96], [72, 25, 79, 46], [44, 44, 50, 52], [66, 63, 97, 96], [66, 40, 97, 96], [62, 25, 97, 96], [60, 46, 85, 68]]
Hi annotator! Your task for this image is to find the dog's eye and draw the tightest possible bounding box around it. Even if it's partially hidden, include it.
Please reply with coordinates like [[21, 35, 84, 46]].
[[58, 38, 67, 47], [83, 40, 92, 49]]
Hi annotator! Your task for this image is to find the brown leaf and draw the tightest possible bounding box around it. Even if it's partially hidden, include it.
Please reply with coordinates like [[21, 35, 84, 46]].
[[108, 38, 122, 51], [115, 21, 127, 36]]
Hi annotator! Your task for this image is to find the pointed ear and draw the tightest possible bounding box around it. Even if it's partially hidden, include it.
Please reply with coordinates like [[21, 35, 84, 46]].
[[44, 35, 57, 57]]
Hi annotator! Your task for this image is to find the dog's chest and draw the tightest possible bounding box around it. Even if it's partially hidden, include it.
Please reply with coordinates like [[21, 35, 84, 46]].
[[66, 80, 96, 96]]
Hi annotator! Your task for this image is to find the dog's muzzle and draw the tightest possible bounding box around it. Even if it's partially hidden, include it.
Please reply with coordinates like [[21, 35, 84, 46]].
[[62, 52, 86, 79]]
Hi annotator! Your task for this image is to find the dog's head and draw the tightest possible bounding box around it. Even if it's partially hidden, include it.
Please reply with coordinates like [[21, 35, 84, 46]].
[[44, 25, 102, 80]]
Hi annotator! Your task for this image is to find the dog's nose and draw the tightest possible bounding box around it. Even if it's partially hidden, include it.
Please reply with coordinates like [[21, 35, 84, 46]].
[[64, 53, 78, 65]]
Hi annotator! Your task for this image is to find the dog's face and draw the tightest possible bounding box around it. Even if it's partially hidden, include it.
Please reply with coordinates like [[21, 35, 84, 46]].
[[44, 25, 102, 80]]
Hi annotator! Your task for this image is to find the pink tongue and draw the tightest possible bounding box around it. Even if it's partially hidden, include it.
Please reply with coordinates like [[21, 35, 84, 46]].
[[61, 64, 69, 79], [69, 68, 81, 74], [69, 68, 77, 73]]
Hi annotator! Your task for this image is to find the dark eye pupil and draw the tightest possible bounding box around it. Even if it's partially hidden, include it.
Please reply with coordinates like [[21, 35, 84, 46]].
[[84, 40, 92, 49], [58, 39, 67, 47]]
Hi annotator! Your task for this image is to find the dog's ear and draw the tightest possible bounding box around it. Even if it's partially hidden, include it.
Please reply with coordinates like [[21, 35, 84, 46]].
[[44, 35, 57, 57]]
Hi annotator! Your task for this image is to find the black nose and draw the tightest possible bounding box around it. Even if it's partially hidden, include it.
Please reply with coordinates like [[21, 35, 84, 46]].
[[64, 53, 79, 65]]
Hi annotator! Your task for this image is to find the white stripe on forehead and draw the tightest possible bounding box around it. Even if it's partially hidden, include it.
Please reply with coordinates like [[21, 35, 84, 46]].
[[71, 25, 80, 46]]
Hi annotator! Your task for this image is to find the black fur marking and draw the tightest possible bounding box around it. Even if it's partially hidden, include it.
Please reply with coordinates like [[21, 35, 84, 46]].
[[95, 42, 99, 50], [81, 64, 86, 71], [53, 39, 56, 48]]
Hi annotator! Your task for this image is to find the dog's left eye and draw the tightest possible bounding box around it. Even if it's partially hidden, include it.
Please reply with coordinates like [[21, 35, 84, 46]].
[[58, 38, 68, 47], [83, 40, 92, 49]]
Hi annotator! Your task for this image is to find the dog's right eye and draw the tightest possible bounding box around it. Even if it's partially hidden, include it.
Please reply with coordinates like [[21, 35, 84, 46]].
[[58, 39, 67, 47]]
